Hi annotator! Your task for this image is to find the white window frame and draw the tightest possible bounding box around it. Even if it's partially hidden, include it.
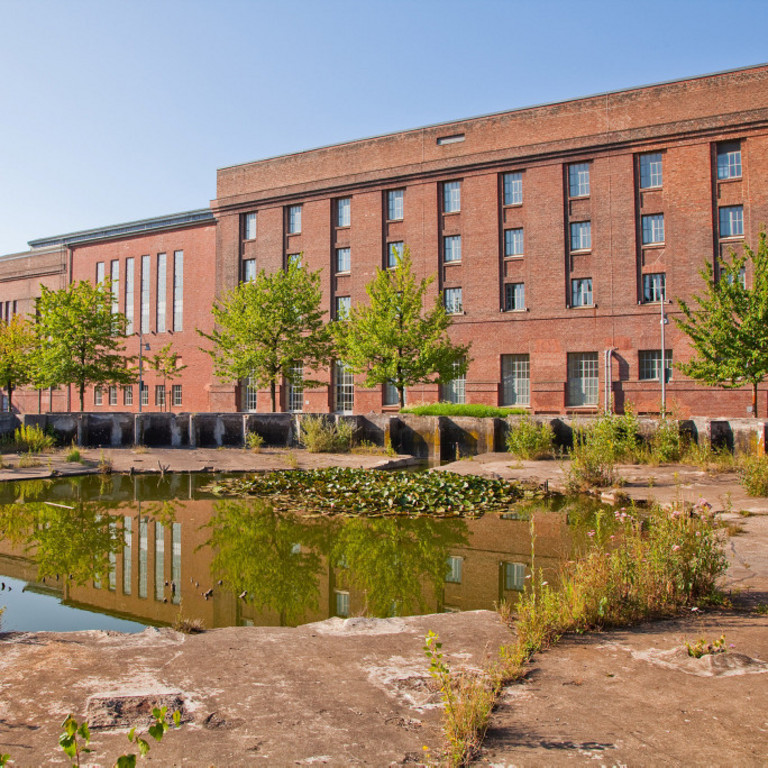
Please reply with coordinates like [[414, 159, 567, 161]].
[[642, 272, 666, 303], [334, 362, 355, 413], [639, 350, 673, 382], [387, 189, 404, 220], [504, 228, 524, 257], [570, 221, 591, 251], [244, 212, 257, 240], [568, 163, 590, 198], [719, 206, 744, 238], [567, 352, 599, 407], [444, 287, 463, 315], [717, 141, 742, 180], [336, 247, 351, 274], [501, 354, 530, 406], [571, 278, 593, 307], [503, 172, 523, 205], [336, 197, 351, 228], [504, 282, 525, 311], [444, 234, 462, 263], [443, 180, 461, 213], [642, 214, 665, 245], [287, 205, 302, 234], [639, 153, 663, 189], [387, 241, 404, 268]]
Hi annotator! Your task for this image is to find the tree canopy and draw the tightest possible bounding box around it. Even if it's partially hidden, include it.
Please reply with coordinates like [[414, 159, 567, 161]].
[[0, 315, 35, 412], [147, 342, 187, 411], [675, 231, 768, 416], [199, 260, 333, 412], [33, 280, 135, 411], [333, 248, 470, 407]]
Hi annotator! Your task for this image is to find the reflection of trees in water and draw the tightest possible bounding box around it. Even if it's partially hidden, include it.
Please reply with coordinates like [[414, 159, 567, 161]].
[[207, 499, 327, 627], [207, 499, 470, 624], [0, 500, 124, 586], [332, 517, 469, 617]]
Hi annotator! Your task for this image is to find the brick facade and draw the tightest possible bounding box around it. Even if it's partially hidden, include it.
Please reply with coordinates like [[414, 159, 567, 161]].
[[3, 65, 768, 417]]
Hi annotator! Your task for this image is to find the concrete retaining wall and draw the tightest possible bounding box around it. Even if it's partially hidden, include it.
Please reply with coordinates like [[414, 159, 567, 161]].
[[0, 411, 764, 459]]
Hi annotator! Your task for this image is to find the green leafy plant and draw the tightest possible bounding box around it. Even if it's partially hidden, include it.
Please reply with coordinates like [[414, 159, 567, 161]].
[[299, 415, 354, 453], [116, 706, 182, 767], [146, 343, 187, 412], [66, 442, 82, 463], [8, 424, 55, 453], [740, 455, 768, 496], [333, 247, 471, 409], [245, 431, 265, 452], [506, 417, 554, 460], [686, 634, 727, 658], [0, 314, 36, 412], [400, 403, 523, 417], [59, 715, 92, 766]]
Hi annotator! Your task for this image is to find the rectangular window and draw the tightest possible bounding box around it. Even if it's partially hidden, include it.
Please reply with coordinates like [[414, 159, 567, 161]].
[[504, 228, 524, 257], [639, 350, 673, 382], [568, 163, 590, 197], [173, 250, 183, 331], [383, 381, 403, 406], [335, 296, 351, 320], [504, 282, 525, 311], [444, 287, 463, 314], [567, 352, 599, 407], [643, 272, 666, 303], [503, 562, 526, 591], [140, 255, 150, 333], [336, 247, 351, 273], [719, 205, 744, 238], [287, 205, 302, 234], [155, 385, 165, 407], [138, 518, 148, 599], [244, 212, 257, 240], [336, 197, 351, 227], [125, 257, 135, 334], [639, 153, 663, 188], [443, 180, 461, 213], [287, 365, 303, 412], [110, 260, 119, 315], [501, 354, 530, 406], [172, 384, 182, 407], [503, 172, 523, 205], [154, 522, 165, 602], [156, 252, 166, 334], [642, 214, 665, 245], [94, 386, 103, 406], [334, 362, 354, 413], [443, 360, 466, 404], [334, 590, 350, 617], [445, 556, 463, 584], [444, 235, 462, 263], [171, 523, 181, 605], [243, 258, 257, 282], [244, 376, 258, 411], [140, 383, 149, 407], [570, 221, 591, 251], [286, 253, 302, 270], [571, 278, 593, 307], [717, 141, 742, 180], [387, 189, 404, 220], [108, 385, 117, 406], [123, 385, 133, 406], [387, 241, 404, 268], [123, 516, 132, 595], [96, 262, 105, 284]]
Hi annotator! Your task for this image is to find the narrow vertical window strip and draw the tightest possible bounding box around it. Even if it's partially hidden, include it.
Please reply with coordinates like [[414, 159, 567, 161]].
[[140, 255, 150, 334], [173, 250, 184, 331], [156, 252, 166, 333], [125, 257, 135, 334]]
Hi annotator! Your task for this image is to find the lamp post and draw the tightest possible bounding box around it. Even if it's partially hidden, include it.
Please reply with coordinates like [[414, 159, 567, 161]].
[[660, 290, 669, 415], [138, 326, 150, 414]]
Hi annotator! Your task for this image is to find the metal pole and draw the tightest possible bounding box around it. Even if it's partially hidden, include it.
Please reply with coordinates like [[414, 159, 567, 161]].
[[138, 326, 143, 414], [660, 290, 667, 415]]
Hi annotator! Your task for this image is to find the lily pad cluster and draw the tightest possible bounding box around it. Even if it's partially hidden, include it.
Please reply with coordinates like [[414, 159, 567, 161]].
[[205, 467, 545, 518]]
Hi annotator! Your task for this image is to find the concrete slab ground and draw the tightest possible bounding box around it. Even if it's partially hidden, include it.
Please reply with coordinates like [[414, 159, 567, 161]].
[[0, 449, 767, 766]]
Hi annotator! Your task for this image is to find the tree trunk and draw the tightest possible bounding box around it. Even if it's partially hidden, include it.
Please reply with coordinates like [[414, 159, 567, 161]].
[[6, 380, 12, 413], [398, 386, 405, 409], [753, 381, 759, 418], [270, 379, 277, 413], [80, 382, 85, 412]]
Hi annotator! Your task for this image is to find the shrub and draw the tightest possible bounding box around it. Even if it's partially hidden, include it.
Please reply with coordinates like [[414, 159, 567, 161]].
[[400, 403, 524, 418], [741, 455, 768, 496], [505, 417, 554, 460], [65, 443, 82, 463], [8, 424, 55, 453], [648, 416, 684, 463], [245, 431, 265, 452], [299, 416, 354, 453]]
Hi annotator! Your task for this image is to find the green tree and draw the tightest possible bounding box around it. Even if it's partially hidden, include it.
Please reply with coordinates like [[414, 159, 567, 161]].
[[333, 248, 470, 408], [33, 280, 135, 411], [0, 315, 35, 412], [147, 342, 187, 411], [199, 260, 333, 412], [675, 232, 768, 416]]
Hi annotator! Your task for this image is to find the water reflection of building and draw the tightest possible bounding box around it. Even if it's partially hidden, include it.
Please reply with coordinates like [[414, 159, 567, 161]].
[[0, 479, 577, 629]]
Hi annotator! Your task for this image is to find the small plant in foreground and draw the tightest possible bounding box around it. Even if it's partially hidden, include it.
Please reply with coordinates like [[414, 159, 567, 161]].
[[685, 634, 727, 658], [8, 423, 56, 453], [59, 714, 92, 766], [172, 614, 205, 634], [245, 431, 265, 452], [505, 416, 554, 460], [66, 442, 82, 463], [18, 452, 41, 468], [98, 450, 113, 474], [424, 631, 494, 766]]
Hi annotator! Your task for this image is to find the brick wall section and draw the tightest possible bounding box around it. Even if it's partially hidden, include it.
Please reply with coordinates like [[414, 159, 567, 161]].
[[212, 66, 768, 417]]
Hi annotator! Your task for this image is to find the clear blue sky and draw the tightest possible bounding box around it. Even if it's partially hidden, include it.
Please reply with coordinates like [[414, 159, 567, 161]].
[[1, 0, 767, 255]]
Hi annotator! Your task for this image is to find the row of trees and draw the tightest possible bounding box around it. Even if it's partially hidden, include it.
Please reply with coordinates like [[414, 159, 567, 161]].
[[199, 250, 470, 411], [0, 281, 183, 412], [4, 236, 768, 415]]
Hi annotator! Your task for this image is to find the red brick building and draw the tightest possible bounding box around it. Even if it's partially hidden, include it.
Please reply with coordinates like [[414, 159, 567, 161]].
[[3, 64, 768, 417], [6, 211, 218, 413], [211, 63, 768, 417]]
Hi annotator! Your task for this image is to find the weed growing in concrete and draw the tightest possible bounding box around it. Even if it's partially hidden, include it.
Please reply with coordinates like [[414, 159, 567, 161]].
[[17, 452, 41, 468], [245, 431, 265, 452], [740, 455, 768, 496], [505, 417, 554, 460], [424, 631, 495, 766], [685, 634, 727, 658], [97, 450, 113, 474], [66, 442, 82, 463], [300, 416, 354, 453], [172, 614, 205, 634], [5, 424, 55, 453]]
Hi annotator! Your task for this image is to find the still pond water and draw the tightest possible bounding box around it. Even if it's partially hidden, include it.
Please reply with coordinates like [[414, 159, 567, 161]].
[[0, 473, 605, 633]]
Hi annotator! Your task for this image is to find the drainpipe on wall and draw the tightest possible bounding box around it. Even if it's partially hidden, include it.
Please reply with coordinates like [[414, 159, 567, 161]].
[[604, 348, 616, 414]]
